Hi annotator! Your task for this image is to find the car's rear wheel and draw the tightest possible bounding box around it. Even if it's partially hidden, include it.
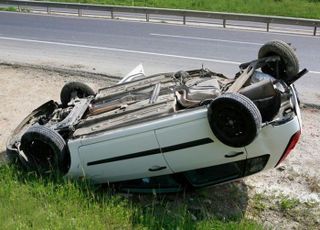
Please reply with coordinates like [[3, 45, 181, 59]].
[[207, 93, 262, 147], [60, 82, 95, 107], [20, 126, 70, 174], [258, 40, 299, 82]]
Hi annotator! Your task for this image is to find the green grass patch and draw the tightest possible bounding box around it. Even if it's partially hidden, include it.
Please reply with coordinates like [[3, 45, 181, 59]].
[[41, 0, 320, 19], [0, 6, 17, 12], [251, 194, 267, 213], [279, 196, 300, 211], [0, 165, 262, 229]]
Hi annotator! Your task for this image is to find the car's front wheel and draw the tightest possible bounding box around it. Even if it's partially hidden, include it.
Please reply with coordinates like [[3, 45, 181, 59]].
[[207, 93, 262, 147], [20, 125, 70, 175]]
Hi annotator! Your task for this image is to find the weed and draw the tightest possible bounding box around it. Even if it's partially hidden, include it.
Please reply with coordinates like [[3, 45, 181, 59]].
[[279, 196, 300, 211], [252, 193, 267, 213]]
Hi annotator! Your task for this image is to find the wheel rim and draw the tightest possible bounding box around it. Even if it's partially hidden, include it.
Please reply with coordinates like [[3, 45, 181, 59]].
[[25, 139, 57, 173], [214, 107, 246, 139], [261, 52, 286, 78], [70, 89, 88, 100]]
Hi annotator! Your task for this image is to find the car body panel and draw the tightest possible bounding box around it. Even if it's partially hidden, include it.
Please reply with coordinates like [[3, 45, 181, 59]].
[[77, 131, 172, 183], [65, 108, 208, 181], [66, 101, 301, 184], [156, 118, 246, 173], [245, 116, 300, 170]]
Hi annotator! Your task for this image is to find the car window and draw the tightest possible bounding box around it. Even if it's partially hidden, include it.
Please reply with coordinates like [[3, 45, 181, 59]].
[[184, 160, 246, 187]]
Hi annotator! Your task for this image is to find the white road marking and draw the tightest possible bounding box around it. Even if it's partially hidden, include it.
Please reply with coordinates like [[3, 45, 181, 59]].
[[309, 70, 320, 75], [0, 35, 241, 65], [0, 35, 319, 74], [150, 33, 264, 46]]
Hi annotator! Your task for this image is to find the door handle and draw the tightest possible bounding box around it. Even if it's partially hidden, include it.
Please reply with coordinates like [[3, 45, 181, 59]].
[[148, 166, 167, 172], [224, 151, 244, 158]]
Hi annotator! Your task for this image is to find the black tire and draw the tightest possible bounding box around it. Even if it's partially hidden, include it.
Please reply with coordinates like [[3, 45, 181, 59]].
[[258, 40, 299, 81], [21, 126, 70, 174], [207, 93, 262, 147], [60, 82, 95, 107]]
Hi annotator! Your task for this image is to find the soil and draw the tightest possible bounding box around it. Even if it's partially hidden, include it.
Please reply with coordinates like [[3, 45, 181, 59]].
[[0, 64, 319, 229], [0, 64, 115, 160]]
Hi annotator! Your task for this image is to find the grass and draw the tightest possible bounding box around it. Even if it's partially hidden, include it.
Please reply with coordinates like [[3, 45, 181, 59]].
[[247, 192, 320, 228], [1, 163, 319, 229], [41, 0, 320, 19], [0, 164, 262, 229], [0, 6, 17, 12], [276, 195, 320, 226], [279, 196, 300, 211], [251, 194, 267, 213]]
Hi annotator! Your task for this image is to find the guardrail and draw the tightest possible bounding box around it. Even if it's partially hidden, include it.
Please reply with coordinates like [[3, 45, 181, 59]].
[[1, 0, 320, 36]]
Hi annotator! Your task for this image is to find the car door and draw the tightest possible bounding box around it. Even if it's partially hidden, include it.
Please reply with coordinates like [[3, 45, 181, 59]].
[[78, 130, 172, 184], [155, 117, 247, 186]]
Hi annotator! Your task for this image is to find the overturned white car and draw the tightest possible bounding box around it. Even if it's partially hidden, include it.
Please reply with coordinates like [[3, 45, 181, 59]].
[[7, 41, 306, 192]]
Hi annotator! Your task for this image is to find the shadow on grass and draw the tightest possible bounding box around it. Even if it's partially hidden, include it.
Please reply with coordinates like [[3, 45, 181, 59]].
[[0, 151, 8, 165], [127, 181, 249, 228], [3, 160, 250, 229]]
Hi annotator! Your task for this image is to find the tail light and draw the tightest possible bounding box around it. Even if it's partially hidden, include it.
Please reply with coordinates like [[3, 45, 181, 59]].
[[276, 130, 301, 166]]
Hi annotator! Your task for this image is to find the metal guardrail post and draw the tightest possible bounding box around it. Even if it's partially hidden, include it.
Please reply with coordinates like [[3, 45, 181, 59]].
[[183, 15, 186, 25], [110, 8, 114, 19], [47, 6, 50, 14], [267, 22, 270, 32], [314, 26, 317, 36], [146, 12, 149, 22], [78, 8, 82, 16], [223, 19, 226, 28]]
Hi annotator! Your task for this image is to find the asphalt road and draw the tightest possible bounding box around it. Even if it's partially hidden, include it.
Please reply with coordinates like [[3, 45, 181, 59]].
[[0, 11, 319, 104]]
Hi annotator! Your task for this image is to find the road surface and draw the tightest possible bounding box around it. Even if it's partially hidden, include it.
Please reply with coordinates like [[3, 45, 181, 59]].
[[0, 11, 319, 104]]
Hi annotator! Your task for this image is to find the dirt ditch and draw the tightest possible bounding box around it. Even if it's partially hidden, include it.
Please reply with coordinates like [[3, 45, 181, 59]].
[[0, 64, 319, 229]]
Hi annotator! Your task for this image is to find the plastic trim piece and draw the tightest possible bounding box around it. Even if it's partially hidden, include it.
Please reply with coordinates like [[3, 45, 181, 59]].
[[87, 138, 213, 166]]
